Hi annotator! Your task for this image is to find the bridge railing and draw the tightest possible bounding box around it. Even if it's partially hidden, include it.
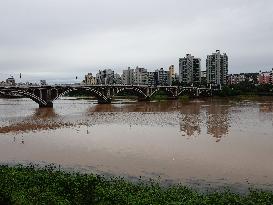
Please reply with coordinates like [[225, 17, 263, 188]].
[[0, 84, 221, 90]]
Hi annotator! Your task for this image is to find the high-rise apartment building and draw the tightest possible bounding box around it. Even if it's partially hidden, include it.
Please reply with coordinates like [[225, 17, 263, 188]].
[[96, 69, 115, 85], [155, 68, 170, 86], [168, 65, 175, 85], [113, 73, 122, 84], [121, 67, 135, 85], [201, 71, 207, 85], [148, 72, 156, 86], [206, 50, 228, 85], [134, 66, 148, 85], [179, 54, 201, 85]]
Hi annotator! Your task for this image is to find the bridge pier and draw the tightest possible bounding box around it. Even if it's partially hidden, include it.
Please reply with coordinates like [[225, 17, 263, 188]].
[[39, 102, 53, 108]]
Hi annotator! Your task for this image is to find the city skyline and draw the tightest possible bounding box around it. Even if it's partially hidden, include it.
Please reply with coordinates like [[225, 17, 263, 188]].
[[1, 0, 273, 83]]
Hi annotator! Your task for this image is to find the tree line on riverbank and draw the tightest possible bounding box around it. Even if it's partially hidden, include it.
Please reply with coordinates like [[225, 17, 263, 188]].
[[218, 83, 273, 97], [0, 165, 272, 205]]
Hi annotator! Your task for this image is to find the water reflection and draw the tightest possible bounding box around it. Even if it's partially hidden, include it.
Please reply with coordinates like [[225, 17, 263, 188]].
[[0, 108, 68, 134], [258, 102, 273, 126], [178, 101, 231, 141], [1, 97, 273, 190], [32, 107, 58, 119], [206, 103, 230, 142], [259, 103, 273, 113], [1, 98, 272, 142], [179, 103, 201, 138], [0, 99, 231, 141], [87, 100, 182, 113]]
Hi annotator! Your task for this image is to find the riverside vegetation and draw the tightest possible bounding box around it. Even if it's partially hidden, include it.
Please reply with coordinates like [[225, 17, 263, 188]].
[[218, 83, 273, 97], [0, 165, 273, 205]]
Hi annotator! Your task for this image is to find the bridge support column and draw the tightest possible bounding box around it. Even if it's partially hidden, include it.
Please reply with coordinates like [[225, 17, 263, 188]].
[[39, 102, 53, 108]]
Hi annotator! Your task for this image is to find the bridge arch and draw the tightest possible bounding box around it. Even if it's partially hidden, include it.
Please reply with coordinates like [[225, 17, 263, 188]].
[[178, 87, 196, 97], [52, 87, 110, 103], [148, 87, 176, 99], [196, 88, 212, 97], [50, 88, 58, 100], [112, 87, 148, 99], [52, 88, 74, 101], [17, 90, 48, 106]]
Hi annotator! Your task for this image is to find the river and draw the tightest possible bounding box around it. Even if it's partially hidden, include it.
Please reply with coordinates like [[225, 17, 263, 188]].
[[0, 97, 273, 192]]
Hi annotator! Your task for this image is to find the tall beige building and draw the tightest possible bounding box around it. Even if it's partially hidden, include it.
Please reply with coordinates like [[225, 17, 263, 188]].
[[84, 73, 97, 85], [121, 67, 135, 85], [134, 66, 148, 85]]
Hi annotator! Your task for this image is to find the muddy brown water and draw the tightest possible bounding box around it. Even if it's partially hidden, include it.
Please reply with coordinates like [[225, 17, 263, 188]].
[[0, 97, 273, 192]]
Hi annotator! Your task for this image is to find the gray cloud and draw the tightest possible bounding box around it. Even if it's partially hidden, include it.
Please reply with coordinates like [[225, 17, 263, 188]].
[[0, 0, 273, 82]]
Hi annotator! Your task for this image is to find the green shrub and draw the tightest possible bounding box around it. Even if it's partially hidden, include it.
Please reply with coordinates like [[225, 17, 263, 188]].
[[0, 165, 272, 204]]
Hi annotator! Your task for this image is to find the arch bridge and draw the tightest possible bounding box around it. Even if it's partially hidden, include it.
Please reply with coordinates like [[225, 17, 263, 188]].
[[0, 85, 215, 108]]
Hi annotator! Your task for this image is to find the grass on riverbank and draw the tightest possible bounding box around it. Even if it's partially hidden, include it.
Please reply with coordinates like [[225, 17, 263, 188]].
[[1, 165, 273, 205]]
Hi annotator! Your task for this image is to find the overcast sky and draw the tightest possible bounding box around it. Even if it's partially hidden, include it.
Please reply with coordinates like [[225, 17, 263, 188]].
[[0, 0, 273, 83]]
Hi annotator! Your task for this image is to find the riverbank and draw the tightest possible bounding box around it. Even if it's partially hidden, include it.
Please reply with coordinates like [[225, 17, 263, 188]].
[[0, 165, 272, 205]]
